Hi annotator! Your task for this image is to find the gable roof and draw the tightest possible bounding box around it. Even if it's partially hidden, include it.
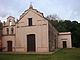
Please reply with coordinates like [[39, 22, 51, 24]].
[[19, 8, 44, 20]]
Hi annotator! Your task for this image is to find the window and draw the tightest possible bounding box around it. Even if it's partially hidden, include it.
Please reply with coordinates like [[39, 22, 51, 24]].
[[11, 28, 14, 34], [28, 18, 32, 26], [10, 21, 12, 26], [7, 28, 9, 34], [9, 20, 12, 26]]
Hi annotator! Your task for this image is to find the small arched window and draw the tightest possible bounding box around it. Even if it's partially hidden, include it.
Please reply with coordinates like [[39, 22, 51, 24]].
[[11, 28, 14, 34], [9, 20, 12, 26], [10, 21, 12, 26], [6, 28, 9, 34]]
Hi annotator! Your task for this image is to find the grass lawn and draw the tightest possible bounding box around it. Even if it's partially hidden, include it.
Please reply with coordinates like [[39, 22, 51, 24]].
[[0, 48, 80, 60]]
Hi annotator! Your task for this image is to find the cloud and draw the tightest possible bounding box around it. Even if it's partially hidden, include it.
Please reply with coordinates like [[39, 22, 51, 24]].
[[0, 10, 9, 17], [0, 17, 7, 22], [0, 0, 80, 22]]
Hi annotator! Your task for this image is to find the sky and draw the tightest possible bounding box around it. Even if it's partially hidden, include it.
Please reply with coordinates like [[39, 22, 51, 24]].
[[0, 0, 80, 22]]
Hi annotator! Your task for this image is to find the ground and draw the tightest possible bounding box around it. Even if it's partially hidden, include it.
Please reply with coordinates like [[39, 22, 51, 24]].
[[0, 48, 80, 60]]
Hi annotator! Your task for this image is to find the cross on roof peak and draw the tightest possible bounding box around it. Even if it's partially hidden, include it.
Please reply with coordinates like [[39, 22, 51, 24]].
[[29, 2, 33, 9]]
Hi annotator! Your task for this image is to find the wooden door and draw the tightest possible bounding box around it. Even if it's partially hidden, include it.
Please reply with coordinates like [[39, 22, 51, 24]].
[[63, 41, 67, 48], [27, 34, 35, 52], [7, 41, 12, 52]]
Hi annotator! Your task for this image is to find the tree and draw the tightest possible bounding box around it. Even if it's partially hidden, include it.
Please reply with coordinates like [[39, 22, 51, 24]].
[[48, 18, 80, 47], [46, 14, 60, 20]]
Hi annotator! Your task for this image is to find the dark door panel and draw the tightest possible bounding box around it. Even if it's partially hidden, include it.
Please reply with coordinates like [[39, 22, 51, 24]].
[[27, 34, 35, 52], [7, 41, 12, 52], [63, 41, 67, 48]]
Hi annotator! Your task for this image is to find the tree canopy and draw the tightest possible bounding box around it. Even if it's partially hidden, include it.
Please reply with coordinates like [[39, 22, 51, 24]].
[[49, 20, 80, 47]]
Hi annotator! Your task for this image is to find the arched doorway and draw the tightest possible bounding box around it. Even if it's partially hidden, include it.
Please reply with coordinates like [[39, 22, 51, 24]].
[[7, 41, 12, 52], [27, 34, 35, 52]]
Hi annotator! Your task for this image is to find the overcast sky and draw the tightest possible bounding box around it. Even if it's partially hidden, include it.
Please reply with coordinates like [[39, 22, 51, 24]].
[[0, 0, 80, 22]]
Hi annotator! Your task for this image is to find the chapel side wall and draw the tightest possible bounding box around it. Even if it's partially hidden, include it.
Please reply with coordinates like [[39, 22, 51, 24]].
[[48, 22, 58, 52]]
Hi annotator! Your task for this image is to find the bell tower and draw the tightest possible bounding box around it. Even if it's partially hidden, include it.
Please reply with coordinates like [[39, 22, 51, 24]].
[[3, 16, 16, 35], [7, 16, 15, 26]]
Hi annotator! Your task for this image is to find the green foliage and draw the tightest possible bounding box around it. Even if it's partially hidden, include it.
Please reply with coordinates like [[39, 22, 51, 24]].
[[49, 20, 80, 47]]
